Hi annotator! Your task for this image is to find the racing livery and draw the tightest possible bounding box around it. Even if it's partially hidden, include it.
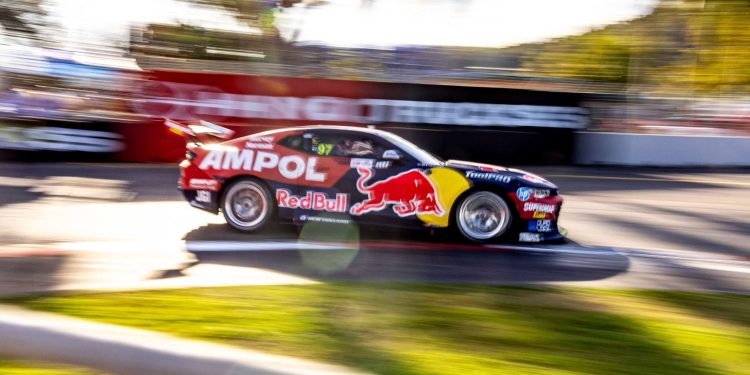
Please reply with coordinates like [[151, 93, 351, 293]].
[[168, 120, 564, 243]]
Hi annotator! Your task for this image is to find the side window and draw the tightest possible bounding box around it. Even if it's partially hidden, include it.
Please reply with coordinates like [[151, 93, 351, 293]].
[[305, 134, 385, 158], [279, 135, 304, 151], [333, 138, 381, 157]]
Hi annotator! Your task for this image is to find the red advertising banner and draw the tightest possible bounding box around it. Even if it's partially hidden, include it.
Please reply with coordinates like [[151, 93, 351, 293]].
[[120, 70, 588, 163]]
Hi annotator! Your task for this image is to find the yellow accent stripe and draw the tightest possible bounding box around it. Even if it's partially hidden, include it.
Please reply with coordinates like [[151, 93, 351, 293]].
[[545, 174, 750, 187]]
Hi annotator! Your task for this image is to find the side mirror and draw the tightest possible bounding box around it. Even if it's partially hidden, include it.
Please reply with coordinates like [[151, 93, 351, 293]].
[[382, 149, 401, 160]]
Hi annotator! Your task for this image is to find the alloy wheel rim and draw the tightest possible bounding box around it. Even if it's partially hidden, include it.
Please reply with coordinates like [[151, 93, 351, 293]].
[[225, 183, 267, 228], [458, 192, 510, 240]]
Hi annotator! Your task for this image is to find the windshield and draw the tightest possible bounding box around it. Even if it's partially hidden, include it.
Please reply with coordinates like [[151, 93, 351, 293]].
[[379, 131, 444, 166]]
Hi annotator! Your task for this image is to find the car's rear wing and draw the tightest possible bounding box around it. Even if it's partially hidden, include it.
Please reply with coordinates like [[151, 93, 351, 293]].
[[163, 118, 235, 144]]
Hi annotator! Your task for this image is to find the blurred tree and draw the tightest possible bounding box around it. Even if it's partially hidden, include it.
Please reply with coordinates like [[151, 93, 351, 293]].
[[178, 0, 306, 25], [521, 0, 750, 94], [525, 34, 632, 83], [176, 0, 316, 47], [170, 0, 327, 63]]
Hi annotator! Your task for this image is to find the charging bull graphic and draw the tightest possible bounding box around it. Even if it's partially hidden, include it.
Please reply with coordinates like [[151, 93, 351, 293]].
[[350, 168, 445, 217]]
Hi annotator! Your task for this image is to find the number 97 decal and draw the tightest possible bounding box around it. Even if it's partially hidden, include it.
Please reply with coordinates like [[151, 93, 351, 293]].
[[314, 143, 333, 156]]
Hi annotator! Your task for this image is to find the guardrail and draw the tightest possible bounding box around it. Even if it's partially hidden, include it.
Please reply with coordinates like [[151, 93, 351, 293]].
[[574, 132, 750, 167]]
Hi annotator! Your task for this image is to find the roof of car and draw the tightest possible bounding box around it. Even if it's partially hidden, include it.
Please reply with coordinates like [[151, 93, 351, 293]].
[[254, 125, 391, 137]]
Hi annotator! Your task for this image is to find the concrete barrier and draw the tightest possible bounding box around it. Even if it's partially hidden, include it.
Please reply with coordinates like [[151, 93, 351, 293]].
[[574, 132, 750, 167], [0, 305, 365, 375]]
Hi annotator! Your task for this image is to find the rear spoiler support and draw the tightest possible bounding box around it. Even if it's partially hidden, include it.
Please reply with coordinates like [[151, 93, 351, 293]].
[[163, 118, 235, 144]]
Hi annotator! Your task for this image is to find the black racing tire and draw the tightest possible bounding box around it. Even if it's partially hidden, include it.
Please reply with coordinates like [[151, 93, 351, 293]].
[[454, 190, 514, 243], [221, 178, 274, 233]]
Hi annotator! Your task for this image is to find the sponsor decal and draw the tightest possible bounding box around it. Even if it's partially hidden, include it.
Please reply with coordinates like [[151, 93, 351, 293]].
[[532, 211, 548, 219], [516, 187, 532, 201], [0, 126, 125, 152], [0, 91, 63, 117], [199, 150, 326, 182], [188, 178, 218, 190], [276, 189, 348, 213], [465, 171, 512, 184], [195, 190, 211, 203], [523, 202, 555, 213], [350, 168, 444, 217], [522, 174, 550, 184], [350, 158, 375, 169], [519, 232, 542, 242], [528, 219, 553, 233], [532, 189, 550, 199], [299, 215, 352, 225], [375, 160, 391, 169], [245, 136, 274, 150]]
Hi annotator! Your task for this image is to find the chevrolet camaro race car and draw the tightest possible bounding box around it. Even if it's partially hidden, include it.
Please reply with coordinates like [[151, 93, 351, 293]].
[[166, 120, 564, 243]]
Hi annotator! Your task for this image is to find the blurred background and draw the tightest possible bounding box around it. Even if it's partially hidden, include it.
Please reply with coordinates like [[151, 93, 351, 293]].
[[2, 0, 750, 155], [1, 1, 749, 374]]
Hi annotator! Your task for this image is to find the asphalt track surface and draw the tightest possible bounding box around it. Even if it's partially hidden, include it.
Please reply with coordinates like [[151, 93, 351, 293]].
[[0, 162, 749, 294]]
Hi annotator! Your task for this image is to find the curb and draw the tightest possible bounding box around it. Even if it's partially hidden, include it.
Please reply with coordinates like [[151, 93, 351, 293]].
[[0, 304, 366, 375]]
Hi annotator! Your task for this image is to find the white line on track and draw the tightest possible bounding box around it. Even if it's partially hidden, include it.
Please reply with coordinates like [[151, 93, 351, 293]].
[[187, 241, 352, 252], [185, 240, 620, 256], [32, 239, 748, 277], [185, 240, 748, 266], [544, 174, 750, 187], [486, 244, 620, 257], [677, 261, 750, 274]]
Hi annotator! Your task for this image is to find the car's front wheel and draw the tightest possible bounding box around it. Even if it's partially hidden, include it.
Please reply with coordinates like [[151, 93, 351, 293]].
[[221, 179, 274, 232], [455, 191, 513, 242]]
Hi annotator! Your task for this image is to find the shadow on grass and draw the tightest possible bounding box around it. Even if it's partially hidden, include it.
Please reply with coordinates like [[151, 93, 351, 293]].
[[634, 290, 750, 333], [319, 286, 426, 375], [384, 286, 720, 375]]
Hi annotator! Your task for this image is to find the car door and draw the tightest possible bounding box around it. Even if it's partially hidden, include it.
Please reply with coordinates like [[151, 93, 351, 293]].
[[277, 130, 365, 225], [336, 133, 429, 228], [273, 131, 351, 223], [288, 129, 433, 229]]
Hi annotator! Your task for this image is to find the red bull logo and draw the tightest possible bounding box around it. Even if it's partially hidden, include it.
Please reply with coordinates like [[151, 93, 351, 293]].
[[350, 168, 445, 217], [276, 189, 348, 213]]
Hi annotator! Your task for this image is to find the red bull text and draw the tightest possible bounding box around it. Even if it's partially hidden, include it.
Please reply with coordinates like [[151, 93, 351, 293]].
[[276, 189, 349, 213]]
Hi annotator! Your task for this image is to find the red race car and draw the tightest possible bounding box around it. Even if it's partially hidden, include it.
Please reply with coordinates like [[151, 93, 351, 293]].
[[167, 119, 564, 243]]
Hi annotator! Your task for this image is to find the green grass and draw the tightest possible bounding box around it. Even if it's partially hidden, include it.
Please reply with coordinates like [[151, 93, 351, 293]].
[[0, 360, 100, 375], [10, 285, 750, 375]]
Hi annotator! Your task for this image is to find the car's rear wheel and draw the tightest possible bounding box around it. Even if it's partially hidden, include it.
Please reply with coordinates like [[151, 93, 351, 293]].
[[221, 179, 273, 232], [455, 191, 513, 242]]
